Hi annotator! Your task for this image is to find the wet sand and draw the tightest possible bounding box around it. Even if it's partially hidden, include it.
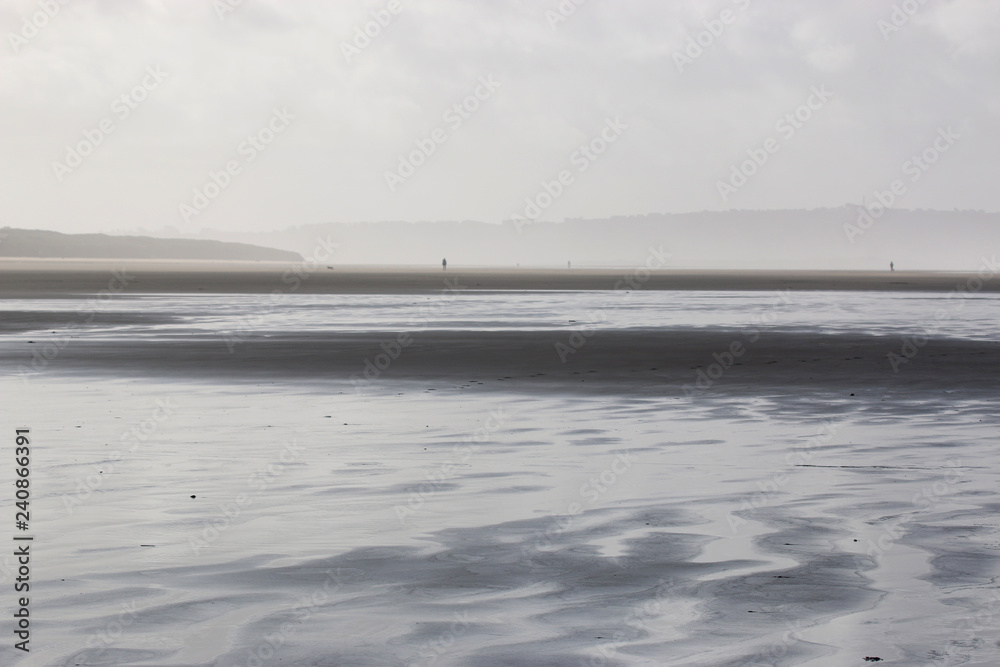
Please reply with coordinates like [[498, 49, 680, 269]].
[[3, 329, 999, 398], [1, 285, 998, 665], [1, 258, 997, 295]]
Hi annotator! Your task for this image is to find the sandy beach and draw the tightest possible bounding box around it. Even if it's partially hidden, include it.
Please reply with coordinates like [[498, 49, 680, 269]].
[[7, 0, 998, 663], [1, 258, 998, 295], [0, 270, 998, 666]]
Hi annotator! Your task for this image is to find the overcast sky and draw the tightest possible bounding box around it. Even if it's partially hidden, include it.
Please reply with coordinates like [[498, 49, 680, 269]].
[[1, 0, 997, 235]]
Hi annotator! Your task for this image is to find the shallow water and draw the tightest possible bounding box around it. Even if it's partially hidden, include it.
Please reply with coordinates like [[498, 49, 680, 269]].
[[2, 289, 998, 340], [1, 291, 998, 666]]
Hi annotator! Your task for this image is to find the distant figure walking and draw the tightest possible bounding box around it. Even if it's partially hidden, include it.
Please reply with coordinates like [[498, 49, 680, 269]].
[[890, 261, 894, 271], [442, 258, 447, 271], [567, 261, 571, 269]]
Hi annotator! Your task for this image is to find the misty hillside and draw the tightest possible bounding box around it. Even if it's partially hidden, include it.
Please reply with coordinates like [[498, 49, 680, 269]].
[[189, 208, 998, 271], [0, 228, 302, 262]]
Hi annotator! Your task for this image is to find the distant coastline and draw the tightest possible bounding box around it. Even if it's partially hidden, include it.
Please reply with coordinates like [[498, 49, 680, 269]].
[[1, 259, 996, 295], [0, 228, 302, 262]]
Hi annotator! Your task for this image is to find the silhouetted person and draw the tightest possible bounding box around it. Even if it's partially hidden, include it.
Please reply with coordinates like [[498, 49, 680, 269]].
[[442, 258, 447, 271], [890, 261, 894, 271], [567, 261, 571, 269]]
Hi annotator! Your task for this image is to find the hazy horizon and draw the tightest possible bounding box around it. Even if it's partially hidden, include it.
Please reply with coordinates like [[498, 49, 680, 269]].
[[2, 0, 998, 244], [3, 5, 1000, 662]]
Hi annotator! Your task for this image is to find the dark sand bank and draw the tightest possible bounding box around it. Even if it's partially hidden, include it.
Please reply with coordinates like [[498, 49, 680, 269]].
[[1, 259, 997, 295], [5, 328, 997, 397]]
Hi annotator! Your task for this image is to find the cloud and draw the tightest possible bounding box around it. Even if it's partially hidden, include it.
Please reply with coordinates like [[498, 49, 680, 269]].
[[0, 0, 996, 234]]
